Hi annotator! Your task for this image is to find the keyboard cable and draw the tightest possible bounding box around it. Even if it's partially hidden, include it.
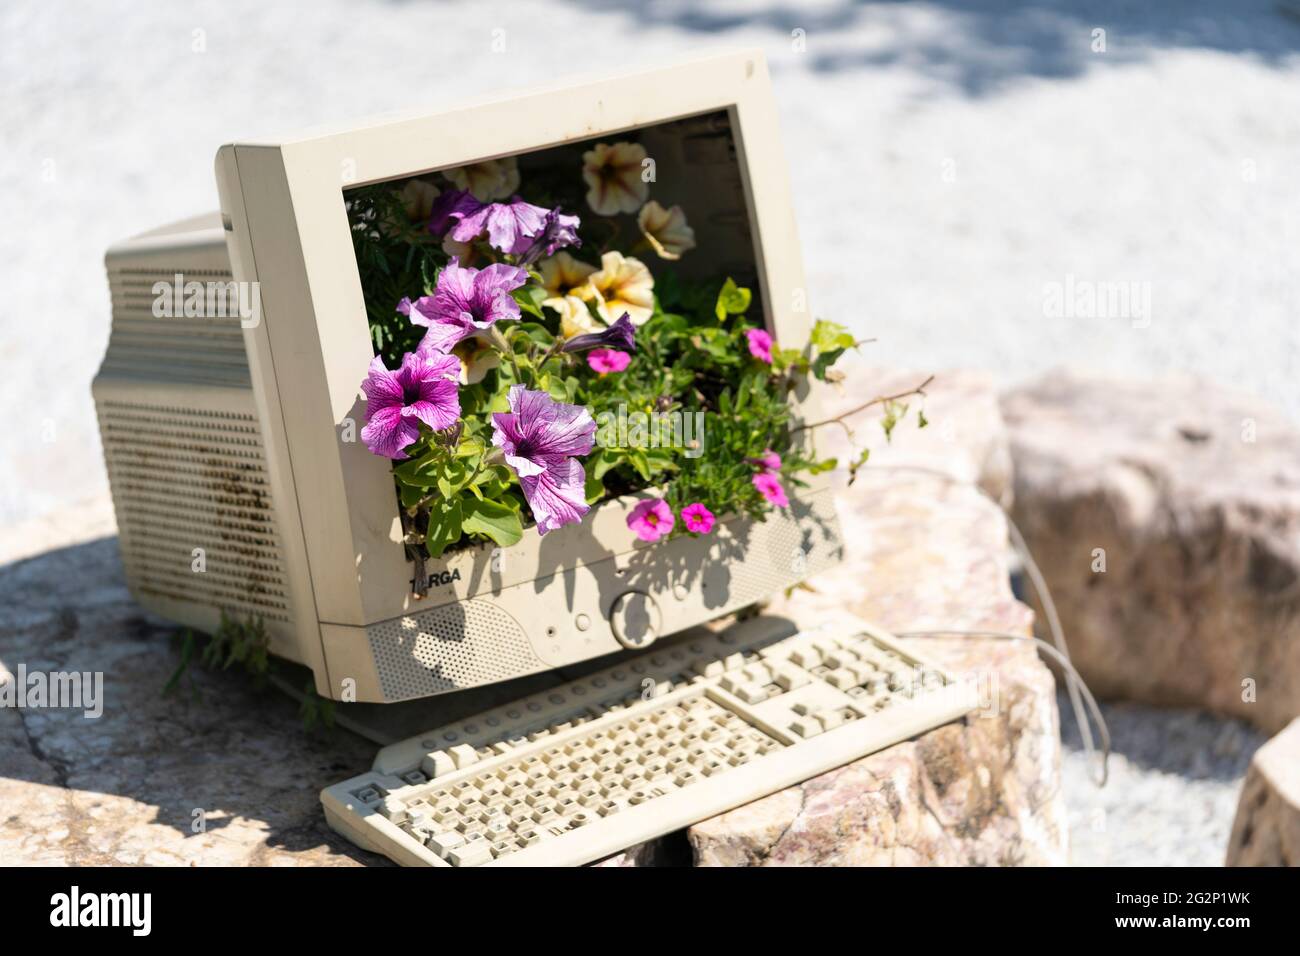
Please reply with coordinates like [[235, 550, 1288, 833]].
[[861, 463, 1111, 787]]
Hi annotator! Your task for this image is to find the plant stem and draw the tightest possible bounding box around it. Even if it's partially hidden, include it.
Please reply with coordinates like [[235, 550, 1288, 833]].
[[791, 374, 934, 434]]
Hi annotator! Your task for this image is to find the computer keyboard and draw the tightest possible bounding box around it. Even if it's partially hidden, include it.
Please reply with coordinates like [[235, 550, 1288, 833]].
[[321, 612, 975, 866]]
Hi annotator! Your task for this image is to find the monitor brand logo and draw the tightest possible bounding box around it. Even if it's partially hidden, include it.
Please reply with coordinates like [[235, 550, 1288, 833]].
[[50, 886, 151, 936], [152, 272, 261, 328], [411, 568, 462, 590]]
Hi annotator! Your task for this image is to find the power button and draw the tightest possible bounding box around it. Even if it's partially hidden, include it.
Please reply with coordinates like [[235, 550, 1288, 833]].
[[609, 592, 661, 649]]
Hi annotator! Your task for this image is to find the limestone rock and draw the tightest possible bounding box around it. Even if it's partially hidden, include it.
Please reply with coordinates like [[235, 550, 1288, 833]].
[[1002, 370, 1300, 733], [0, 511, 379, 866], [1226, 717, 1300, 865]]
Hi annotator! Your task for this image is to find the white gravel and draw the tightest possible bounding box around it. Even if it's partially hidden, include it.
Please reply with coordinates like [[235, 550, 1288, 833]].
[[2, 0, 1292, 866], [1057, 690, 1266, 866]]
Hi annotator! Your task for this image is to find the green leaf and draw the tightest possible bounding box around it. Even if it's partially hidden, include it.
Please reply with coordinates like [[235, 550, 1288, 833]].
[[847, 447, 871, 487], [455, 437, 485, 459], [512, 321, 555, 350], [811, 348, 844, 380], [881, 400, 908, 441], [513, 285, 548, 320], [399, 482, 426, 509], [584, 474, 606, 505], [392, 452, 440, 487], [918, 409, 929, 429], [461, 498, 523, 548], [714, 277, 752, 321], [424, 500, 464, 559], [628, 449, 652, 482], [811, 319, 855, 353], [590, 450, 617, 481]]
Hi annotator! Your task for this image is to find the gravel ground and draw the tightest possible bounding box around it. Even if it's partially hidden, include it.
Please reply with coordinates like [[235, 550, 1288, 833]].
[[1057, 689, 1266, 866], [2, 0, 1292, 866]]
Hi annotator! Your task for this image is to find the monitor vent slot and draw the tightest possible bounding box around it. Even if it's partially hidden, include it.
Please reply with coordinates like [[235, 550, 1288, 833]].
[[367, 602, 545, 701], [98, 399, 291, 622], [99, 267, 251, 387]]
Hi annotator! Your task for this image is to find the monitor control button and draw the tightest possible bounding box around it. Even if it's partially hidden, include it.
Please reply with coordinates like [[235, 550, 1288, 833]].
[[609, 592, 661, 649]]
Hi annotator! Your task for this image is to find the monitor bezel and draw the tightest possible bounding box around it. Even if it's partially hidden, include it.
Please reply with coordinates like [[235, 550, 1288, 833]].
[[217, 49, 828, 630]]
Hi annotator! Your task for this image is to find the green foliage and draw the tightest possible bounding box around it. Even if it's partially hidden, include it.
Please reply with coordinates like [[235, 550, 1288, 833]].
[[714, 277, 752, 321], [162, 612, 334, 733], [299, 679, 337, 730]]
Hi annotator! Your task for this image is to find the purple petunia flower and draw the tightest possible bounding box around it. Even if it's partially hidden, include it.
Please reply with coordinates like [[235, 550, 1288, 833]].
[[516, 208, 582, 265], [561, 313, 636, 354], [448, 195, 550, 255], [746, 328, 774, 364], [360, 351, 461, 460], [406, 258, 528, 354], [427, 189, 483, 237], [491, 385, 596, 535]]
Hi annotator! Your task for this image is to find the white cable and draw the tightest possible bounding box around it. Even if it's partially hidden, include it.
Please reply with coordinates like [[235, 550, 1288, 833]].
[[860, 463, 1109, 787], [894, 628, 1110, 786]]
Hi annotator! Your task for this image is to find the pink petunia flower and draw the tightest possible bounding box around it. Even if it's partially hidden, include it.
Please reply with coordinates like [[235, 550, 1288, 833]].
[[746, 449, 782, 472], [627, 498, 675, 542], [746, 328, 774, 364], [680, 503, 715, 534], [491, 385, 596, 535], [587, 348, 631, 374], [752, 471, 789, 508], [406, 258, 527, 355], [360, 351, 461, 460]]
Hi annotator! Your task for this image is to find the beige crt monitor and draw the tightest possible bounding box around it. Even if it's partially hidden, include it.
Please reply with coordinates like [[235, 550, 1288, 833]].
[[93, 50, 844, 704]]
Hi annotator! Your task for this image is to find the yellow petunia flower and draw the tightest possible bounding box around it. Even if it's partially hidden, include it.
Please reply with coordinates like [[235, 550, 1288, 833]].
[[582, 142, 649, 216], [441, 157, 521, 201], [636, 201, 696, 260], [585, 251, 655, 326], [452, 335, 501, 385], [399, 179, 441, 222], [539, 252, 599, 338]]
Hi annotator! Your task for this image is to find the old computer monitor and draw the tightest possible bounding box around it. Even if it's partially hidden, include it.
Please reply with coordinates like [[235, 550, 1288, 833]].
[[93, 50, 843, 703]]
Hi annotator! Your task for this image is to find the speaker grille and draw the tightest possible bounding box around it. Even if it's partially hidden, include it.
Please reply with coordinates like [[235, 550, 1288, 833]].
[[97, 398, 291, 622], [367, 602, 545, 701], [727, 493, 844, 607]]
